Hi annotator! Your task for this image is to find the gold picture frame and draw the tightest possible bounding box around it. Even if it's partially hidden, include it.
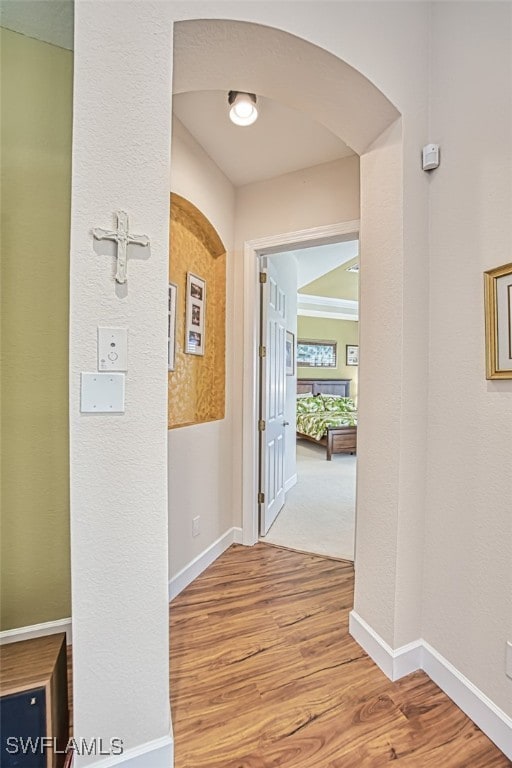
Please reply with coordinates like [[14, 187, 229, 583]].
[[484, 262, 512, 379]]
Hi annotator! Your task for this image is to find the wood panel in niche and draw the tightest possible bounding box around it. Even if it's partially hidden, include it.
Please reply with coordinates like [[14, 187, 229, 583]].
[[168, 194, 226, 428]]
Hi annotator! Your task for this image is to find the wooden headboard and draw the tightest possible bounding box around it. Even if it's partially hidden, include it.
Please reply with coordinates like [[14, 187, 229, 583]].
[[297, 379, 352, 397]]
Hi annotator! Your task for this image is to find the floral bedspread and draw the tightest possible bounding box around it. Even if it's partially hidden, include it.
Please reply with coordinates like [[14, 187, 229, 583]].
[[296, 411, 357, 441]]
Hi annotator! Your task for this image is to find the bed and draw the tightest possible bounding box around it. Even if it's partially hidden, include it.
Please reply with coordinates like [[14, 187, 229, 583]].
[[296, 379, 357, 460]]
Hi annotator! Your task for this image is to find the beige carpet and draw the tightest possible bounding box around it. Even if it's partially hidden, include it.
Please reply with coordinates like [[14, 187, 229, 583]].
[[262, 440, 356, 561]]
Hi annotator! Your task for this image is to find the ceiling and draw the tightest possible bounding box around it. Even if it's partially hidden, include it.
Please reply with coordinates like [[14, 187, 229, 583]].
[[0, 0, 73, 50], [0, 9, 354, 187], [2, 4, 357, 189], [173, 91, 354, 188], [292, 240, 359, 289], [295, 241, 359, 321], [271, 240, 359, 320]]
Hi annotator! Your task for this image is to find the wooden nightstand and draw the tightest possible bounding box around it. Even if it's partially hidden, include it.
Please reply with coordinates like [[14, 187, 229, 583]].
[[1, 633, 69, 768]]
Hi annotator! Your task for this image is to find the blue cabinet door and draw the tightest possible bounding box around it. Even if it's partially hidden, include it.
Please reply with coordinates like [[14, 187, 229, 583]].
[[1, 687, 47, 767]]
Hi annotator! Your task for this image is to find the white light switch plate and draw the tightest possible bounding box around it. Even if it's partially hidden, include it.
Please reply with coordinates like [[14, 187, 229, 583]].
[[80, 372, 125, 413], [506, 641, 512, 680], [98, 327, 128, 371]]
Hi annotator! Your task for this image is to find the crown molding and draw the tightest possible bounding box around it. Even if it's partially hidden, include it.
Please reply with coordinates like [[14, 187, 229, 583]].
[[298, 309, 359, 321], [297, 293, 359, 321]]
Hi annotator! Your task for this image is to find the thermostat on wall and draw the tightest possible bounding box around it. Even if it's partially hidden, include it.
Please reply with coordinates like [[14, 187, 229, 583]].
[[422, 144, 440, 171]]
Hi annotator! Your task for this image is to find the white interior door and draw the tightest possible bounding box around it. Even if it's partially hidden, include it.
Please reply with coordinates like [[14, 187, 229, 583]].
[[260, 261, 287, 535]]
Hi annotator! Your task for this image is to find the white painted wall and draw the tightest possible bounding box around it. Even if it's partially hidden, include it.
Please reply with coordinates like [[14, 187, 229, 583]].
[[267, 252, 298, 488], [236, 156, 360, 241], [70, 2, 172, 764], [233, 156, 361, 530], [424, 2, 512, 716], [168, 118, 236, 577], [170, 117, 235, 248]]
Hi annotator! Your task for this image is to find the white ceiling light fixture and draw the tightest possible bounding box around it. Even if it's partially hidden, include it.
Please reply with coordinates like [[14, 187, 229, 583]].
[[228, 91, 258, 126]]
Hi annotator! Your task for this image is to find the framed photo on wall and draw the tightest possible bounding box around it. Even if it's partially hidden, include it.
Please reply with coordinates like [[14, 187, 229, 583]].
[[168, 282, 177, 370], [484, 262, 512, 379], [286, 331, 295, 375], [346, 344, 359, 366], [185, 272, 206, 356]]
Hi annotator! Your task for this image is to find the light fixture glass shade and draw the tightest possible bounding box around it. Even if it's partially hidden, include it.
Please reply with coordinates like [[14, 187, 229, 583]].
[[228, 91, 258, 126]]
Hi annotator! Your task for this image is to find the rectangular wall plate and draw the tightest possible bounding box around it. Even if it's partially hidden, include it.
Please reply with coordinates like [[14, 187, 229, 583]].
[[98, 327, 128, 371], [80, 372, 125, 413]]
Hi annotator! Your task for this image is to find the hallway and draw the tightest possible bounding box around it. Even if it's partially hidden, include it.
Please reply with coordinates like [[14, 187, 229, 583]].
[[169, 544, 507, 768]]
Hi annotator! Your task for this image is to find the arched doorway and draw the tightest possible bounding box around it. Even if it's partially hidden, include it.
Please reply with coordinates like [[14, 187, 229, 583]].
[[169, 17, 415, 654], [70, 8, 430, 765]]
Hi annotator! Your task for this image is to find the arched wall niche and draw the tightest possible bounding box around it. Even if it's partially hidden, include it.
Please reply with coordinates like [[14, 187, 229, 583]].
[[168, 193, 226, 429], [172, 19, 400, 154]]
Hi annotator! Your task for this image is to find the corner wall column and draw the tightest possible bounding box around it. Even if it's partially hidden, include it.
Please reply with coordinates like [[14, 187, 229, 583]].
[[70, 2, 173, 764]]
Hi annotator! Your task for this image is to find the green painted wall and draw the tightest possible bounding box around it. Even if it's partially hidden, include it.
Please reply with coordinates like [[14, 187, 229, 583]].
[[297, 316, 359, 400], [300, 257, 359, 301], [1, 28, 72, 630]]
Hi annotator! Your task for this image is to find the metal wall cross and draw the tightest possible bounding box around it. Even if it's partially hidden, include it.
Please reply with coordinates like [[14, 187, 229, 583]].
[[93, 210, 150, 284]]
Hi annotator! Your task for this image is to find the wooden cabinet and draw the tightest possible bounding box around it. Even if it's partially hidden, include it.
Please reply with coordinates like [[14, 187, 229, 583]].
[[1, 633, 69, 768]]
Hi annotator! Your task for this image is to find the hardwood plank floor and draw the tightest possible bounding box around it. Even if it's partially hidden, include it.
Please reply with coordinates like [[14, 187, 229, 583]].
[[170, 543, 510, 768]]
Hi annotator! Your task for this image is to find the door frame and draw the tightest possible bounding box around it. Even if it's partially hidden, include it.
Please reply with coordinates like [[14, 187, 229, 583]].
[[241, 219, 360, 546]]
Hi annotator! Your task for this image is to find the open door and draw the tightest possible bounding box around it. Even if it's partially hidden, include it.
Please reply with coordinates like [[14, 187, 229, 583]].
[[259, 260, 287, 535]]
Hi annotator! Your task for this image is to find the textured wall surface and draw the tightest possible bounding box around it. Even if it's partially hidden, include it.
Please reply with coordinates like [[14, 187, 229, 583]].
[[168, 199, 226, 428], [425, 1, 512, 716], [70, 3, 172, 763], [0, 28, 72, 631], [168, 119, 235, 579]]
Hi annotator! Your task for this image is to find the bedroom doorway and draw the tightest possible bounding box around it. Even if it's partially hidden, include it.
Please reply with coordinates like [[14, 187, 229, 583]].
[[254, 230, 360, 561]]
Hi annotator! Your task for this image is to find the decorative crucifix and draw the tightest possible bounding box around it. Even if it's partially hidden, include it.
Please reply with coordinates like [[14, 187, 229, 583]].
[[93, 210, 150, 284]]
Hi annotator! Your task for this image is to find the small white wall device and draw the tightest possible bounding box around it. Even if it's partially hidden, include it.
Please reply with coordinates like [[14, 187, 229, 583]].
[[98, 327, 128, 371], [80, 372, 125, 413], [422, 144, 440, 171]]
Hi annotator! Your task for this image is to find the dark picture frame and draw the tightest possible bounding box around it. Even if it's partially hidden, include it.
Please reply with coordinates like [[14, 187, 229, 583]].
[[286, 331, 295, 376]]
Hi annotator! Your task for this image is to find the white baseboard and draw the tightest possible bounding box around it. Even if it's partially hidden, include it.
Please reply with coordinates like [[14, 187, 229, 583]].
[[233, 526, 243, 544], [349, 611, 422, 681], [168, 527, 243, 601], [84, 734, 173, 768], [0, 617, 72, 646], [349, 610, 512, 761], [285, 474, 298, 493], [422, 641, 512, 761]]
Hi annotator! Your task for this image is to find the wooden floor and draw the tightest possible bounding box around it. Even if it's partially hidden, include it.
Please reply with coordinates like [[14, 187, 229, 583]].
[[170, 543, 510, 768]]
